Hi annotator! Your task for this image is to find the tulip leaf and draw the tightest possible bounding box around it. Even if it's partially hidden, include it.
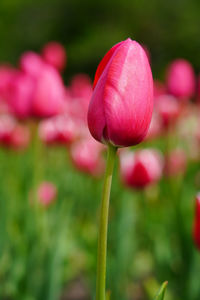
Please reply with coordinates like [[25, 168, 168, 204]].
[[153, 281, 168, 300]]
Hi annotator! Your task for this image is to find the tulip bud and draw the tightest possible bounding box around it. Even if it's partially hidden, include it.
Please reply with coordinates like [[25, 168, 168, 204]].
[[120, 149, 163, 189], [42, 41, 66, 72], [37, 181, 57, 207], [166, 59, 195, 100], [193, 193, 200, 250], [156, 95, 181, 129], [31, 65, 65, 118], [7, 72, 34, 119], [20, 51, 44, 78], [87, 38, 153, 147], [0, 65, 17, 101]]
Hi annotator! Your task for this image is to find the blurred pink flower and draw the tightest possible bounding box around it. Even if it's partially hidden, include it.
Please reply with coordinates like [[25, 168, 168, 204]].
[[37, 181, 57, 206], [0, 65, 17, 101], [156, 95, 181, 129], [120, 149, 163, 189], [8, 64, 65, 119], [20, 51, 45, 78], [70, 137, 105, 177], [166, 59, 195, 100], [39, 114, 78, 145], [42, 41, 67, 72]]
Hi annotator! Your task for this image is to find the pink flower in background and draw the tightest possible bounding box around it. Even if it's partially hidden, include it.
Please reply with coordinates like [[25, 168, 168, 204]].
[[87, 38, 153, 147], [37, 181, 57, 207], [166, 59, 195, 100], [42, 41, 67, 72], [70, 138, 105, 177], [39, 114, 78, 145], [0, 114, 16, 145], [193, 193, 200, 250], [156, 95, 181, 129], [20, 51, 45, 78], [31, 65, 65, 118], [120, 149, 163, 189], [164, 149, 187, 177], [7, 72, 34, 119], [0, 65, 17, 101]]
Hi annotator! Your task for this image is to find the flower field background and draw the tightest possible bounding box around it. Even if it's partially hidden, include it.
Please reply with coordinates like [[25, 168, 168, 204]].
[[0, 1, 200, 300]]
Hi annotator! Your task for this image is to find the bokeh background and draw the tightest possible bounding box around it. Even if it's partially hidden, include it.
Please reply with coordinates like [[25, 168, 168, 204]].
[[0, 1, 200, 300]]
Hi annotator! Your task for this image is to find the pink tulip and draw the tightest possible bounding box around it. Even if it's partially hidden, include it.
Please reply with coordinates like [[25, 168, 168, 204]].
[[166, 59, 195, 100], [20, 51, 45, 78], [87, 38, 153, 147], [0, 65, 17, 101], [7, 72, 34, 119], [120, 149, 163, 189], [156, 95, 181, 129], [39, 114, 78, 145], [37, 181, 57, 206], [0, 114, 16, 145], [193, 193, 200, 250], [31, 65, 65, 118], [164, 149, 186, 177], [42, 41, 66, 71], [70, 138, 105, 177]]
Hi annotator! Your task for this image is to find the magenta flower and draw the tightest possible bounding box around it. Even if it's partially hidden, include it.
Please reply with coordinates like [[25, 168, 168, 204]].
[[166, 59, 195, 100], [20, 51, 45, 78], [120, 149, 163, 189], [31, 65, 65, 118], [87, 38, 153, 147], [42, 41, 67, 72], [193, 194, 200, 251]]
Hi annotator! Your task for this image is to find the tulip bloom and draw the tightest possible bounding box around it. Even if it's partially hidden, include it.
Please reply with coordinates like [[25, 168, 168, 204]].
[[120, 149, 163, 189], [156, 95, 181, 129], [42, 41, 66, 72], [39, 114, 78, 145], [166, 59, 195, 100], [70, 138, 105, 177], [37, 181, 57, 207], [193, 194, 200, 250], [20, 51, 45, 78], [88, 38, 153, 147]]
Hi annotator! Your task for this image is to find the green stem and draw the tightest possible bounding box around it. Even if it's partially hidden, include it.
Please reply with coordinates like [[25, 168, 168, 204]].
[[96, 144, 117, 300]]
